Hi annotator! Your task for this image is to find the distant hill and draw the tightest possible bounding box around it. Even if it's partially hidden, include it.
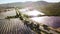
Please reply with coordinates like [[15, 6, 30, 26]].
[[0, 1, 60, 16], [0, 2, 24, 8], [38, 2, 60, 16], [0, 1, 60, 9], [0, 1, 49, 8]]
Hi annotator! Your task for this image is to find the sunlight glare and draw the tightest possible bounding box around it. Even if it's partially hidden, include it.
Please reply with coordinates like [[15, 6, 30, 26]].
[[23, 10, 45, 16]]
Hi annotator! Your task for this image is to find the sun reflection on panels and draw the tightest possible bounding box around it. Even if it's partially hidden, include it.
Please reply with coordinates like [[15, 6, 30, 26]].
[[20, 9, 45, 16]]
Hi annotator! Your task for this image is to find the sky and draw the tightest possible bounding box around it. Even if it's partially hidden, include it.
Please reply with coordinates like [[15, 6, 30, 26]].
[[44, 0, 60, 2], [0, 0, 60, 4]]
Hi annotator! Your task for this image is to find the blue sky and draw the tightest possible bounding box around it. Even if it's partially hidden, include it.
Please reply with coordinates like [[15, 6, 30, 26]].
[[0, 0, 60, 4]]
